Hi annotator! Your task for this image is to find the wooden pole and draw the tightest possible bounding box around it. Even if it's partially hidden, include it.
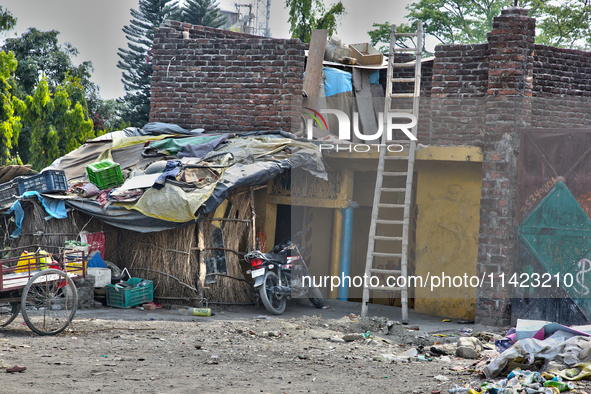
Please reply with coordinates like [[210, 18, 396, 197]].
[[330, 209, 343, 299], [197, 221, 206, 301], [250, 187, 256, 250]]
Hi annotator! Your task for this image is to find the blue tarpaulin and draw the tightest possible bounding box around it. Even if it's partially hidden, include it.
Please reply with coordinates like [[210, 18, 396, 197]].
[[323, 67, 352, 97]]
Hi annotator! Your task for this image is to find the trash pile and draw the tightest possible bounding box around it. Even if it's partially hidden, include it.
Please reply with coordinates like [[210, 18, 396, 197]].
[[447, 319, 591, 393], [449, 369, 576, 393]]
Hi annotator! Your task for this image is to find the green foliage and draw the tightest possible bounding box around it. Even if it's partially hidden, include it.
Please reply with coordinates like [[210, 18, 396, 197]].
[[534, 0, 591, 49], [178, 0, 227, 28], [3, 28, 95, 98], [285, 0, 345, 43], [117, 0, 180, 128], [0, 6, 17, 33], [368, 22, 427, 54], [368, 0, 591, 50], [0, 51, 24, 165], [25, 78, 94, 170]]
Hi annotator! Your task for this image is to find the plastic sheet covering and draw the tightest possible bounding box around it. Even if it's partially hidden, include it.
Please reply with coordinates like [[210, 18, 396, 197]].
[[145, 134, 227, 156], [65, 199, 195, 232], [21, 125, 327, 232], [323, 67, 352, 97], [131, 180, 218, 222], [89, 122, 205, 142]]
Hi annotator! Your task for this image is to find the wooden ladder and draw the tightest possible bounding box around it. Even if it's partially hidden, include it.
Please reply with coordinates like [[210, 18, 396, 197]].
[[360, 22, 423, 324]]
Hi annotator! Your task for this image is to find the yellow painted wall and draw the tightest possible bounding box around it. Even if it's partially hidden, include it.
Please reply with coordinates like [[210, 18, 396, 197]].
[[414, 161, 482, 320]]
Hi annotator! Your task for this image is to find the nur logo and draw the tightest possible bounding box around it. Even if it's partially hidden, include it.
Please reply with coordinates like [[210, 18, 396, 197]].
[[303, 108, 418, 142]]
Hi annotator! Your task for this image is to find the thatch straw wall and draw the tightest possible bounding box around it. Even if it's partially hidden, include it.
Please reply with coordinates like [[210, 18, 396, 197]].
[[2, 191, 256, 305], [5, 202, 118, 260], [118, 224, 198, 299], [200, 190, 254, 304]]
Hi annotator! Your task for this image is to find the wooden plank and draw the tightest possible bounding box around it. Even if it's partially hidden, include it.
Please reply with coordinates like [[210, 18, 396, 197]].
[[302, 29, 328, 98], [330, 209, 342, 299], [0, 166, 19, 184], [263, 202, 277, 253], [0, 165, 32, 184], [352, 68, 379, 144], [197, 221, 206, 299]]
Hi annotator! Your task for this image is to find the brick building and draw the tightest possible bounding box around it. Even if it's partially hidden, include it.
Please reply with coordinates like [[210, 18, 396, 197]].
[[150, 9, 591, 326]]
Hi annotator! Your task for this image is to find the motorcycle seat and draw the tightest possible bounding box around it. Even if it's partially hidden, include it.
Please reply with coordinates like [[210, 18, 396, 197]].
[[263, 253, 287, 264]]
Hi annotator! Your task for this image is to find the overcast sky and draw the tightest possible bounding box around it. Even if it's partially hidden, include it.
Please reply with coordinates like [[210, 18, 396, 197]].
[[1, 0, 413, 99]]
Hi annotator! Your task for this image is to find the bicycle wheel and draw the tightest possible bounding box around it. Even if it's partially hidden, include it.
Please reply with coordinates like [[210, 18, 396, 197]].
[[21, 269, 77, 336], [0, 301, 20, 327]]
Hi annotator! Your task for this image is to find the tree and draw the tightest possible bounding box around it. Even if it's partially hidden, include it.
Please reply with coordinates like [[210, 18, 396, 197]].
[[0, 6, 16, 33], [178, 0, 227, 28], [535, 1, 591, 49], [0, 51, 25, 165], [368, 0, 591, 50], [24, 78, 94, 170], [3, 28, 95, 98], [117, 0, 180, 128], [285, 0, 345, 43]]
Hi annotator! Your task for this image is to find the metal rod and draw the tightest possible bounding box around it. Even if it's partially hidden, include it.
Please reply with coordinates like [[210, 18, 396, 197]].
[[209, 218, 251, 223]]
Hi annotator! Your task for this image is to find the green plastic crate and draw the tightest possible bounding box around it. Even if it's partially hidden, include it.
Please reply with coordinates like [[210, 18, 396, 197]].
[[106, 277, 153, 308], [86, 160, 124, 190]]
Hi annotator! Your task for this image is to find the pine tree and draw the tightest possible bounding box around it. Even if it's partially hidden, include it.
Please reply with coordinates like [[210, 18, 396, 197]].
[[117, 0, 179, 128], [180, 0, 227, 29]]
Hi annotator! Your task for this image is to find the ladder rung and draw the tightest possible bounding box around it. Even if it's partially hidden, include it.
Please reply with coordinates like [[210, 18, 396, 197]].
[[368, 286, 402, 292], [391, 63, 415, 68], [394, 48, 419, 53], [375, 219, 404, 225], [372, 252, 402, 257], [369, 268, 402, 275], [382, 172, 408, 176], [379, 188, 405, 192], [395, 33, 417, 37], [384, 156, 409, 160], [373, 236, 404, 241], [391, 78, 415, 83], [389, 109, 414, 114], [377, 203, 405, 208], [391, 93, 416, 98]]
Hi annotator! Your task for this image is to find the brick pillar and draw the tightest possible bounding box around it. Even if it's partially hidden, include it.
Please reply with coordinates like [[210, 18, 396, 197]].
[[476, 8, 535, 326]]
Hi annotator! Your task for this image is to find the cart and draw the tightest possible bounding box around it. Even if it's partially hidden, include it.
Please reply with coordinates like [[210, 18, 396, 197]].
[[0, 245, 85, 335]]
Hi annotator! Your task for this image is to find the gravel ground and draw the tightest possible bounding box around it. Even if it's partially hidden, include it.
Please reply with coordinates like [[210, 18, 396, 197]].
[[1, 302, 590, 394]]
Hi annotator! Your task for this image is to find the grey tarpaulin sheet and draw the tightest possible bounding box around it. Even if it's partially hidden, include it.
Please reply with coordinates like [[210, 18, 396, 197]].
[[65, 199, 195, 232], [89, 122, 206, 142]]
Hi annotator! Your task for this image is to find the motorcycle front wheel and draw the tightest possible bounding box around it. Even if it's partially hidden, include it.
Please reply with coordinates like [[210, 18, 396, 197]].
[[259, 271, 286, 315]]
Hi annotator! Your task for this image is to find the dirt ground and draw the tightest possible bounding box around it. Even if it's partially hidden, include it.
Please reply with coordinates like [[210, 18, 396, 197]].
[[1, 300, 590, 394]]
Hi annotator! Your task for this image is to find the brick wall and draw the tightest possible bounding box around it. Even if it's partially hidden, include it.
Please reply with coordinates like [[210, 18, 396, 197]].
[[431, 44, 489, 97], [414, 44, 489, 146], [150, 20, 306, 132], [533, 45, 591, 97], [476, 8, 535, 326]]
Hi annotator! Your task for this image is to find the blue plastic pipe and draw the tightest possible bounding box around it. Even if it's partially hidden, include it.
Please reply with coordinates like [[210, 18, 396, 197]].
[[338, 208, 354, 300]]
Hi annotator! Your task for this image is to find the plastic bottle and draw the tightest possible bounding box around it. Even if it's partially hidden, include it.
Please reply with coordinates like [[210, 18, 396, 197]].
[[448, 388, 472, 394], [543, 381, 575, 392], [448, 388, 480, 394], [135, 280, 150, 288], [177, 308, 215, 316]]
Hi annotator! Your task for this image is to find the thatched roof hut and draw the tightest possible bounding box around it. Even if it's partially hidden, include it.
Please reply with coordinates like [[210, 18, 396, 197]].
[[0, 123, 326, 305]]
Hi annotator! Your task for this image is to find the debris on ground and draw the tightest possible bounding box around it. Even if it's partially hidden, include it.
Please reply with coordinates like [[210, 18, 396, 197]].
[[456, 337, 483, 359]]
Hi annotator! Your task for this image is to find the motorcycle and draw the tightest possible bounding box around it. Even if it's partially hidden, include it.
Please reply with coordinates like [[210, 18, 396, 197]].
[[245, 232, 324, 315]]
